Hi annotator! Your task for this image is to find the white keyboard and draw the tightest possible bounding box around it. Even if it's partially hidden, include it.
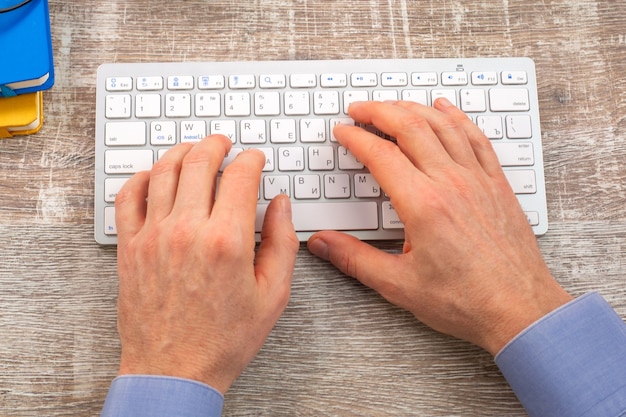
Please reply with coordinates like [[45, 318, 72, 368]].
[[94, 58, 548, 244]]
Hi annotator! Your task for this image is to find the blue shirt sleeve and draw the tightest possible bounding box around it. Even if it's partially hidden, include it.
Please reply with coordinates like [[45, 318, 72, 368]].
[[495, 292, 626, 417], [100, 375, 224, 417]]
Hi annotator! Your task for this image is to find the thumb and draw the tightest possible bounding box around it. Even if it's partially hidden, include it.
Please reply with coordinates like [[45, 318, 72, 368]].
[[307, 231, 399, 296], [255, 195, 299, 308]]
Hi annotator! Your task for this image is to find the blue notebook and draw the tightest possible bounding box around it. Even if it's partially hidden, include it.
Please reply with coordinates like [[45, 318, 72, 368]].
[[0, 0, 54, 97]]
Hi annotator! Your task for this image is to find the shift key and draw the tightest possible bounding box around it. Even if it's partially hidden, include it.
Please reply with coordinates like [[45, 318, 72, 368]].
[[504, 170, 536, 194], [105, 149, 153, 174]]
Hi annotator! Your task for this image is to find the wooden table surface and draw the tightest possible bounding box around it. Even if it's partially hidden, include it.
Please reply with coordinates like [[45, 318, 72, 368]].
[[1, 0, 625, 415]]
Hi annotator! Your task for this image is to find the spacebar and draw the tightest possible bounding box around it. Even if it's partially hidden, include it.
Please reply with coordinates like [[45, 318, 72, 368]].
[[255, 201, 379, 232]]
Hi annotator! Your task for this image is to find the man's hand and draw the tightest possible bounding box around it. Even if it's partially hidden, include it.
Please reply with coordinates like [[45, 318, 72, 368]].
[[114, 135, 299, 393], [308, 99, 572, 355]]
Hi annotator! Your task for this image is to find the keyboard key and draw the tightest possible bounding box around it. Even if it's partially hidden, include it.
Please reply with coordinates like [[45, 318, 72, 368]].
[[270, 119, 297, 143], [308, 146, 335, 171], [198, 75, 225, 90], [225, 92, 251, 116], [210, 120, 237, 143], [278, 147, 305, 171], [294, 175, 322, 199], [300, 118, 326, 142], [492, 142, 534, 166], [338, 146, 364, 169], [354, 173, 381, 197], [477, 116, 503, 139], [373, 90, 399, 102], [471, 72, 498, 85], [255, 92, 281, 116], [313, 91, 340, 115], [220, 147, 244, 172], [104, 207, 117, 235], [105, 122, 146, 146], [330, 118, 355, 142], [104, 177, 130, 203], [135, 94, 161, 118], [240, 120, 267, 144], [381, 72, 408, 87], [165, 93, 191, 117], [106, 77, 132, 91], [525, 211, 540, 226], [431, 89, 457, 106], [105, 149, 153, 174], [255, 201, 379, 232], [151, 121, 176, 145], [180, 121, 207, 143], [324, 174, 350, 198], [351, 73, 378, 87], [105, 95, 131, 118], [290, 74, 317, 88], [344, 90, 369, 113], [258, 148, 275, 171], [502, 71, 528, 85], [460, 89, 486, 112], [264, 175, 290, 198], [284, 91, 310, 115], [504, 170, 537, 194], [382, 201, 403, 229], [260, 74, 287, 89], [411, 72, 438, 86], [402, 89, 428, 105], [167, 76, 193, 90], [321, 73, 347, 88], [506, 115, 533, 139], [229, 75, 255, 89], [441, 71, 468, 86], [489, 88, 530, 112], [137, 76, 163, 91], [195, 93, 221, 117]]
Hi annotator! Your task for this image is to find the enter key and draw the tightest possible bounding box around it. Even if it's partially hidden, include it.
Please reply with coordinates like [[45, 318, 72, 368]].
[[491, 142, 534, 167]]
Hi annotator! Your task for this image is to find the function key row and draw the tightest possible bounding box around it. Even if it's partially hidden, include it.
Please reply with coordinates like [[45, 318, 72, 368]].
[[105, 71, 528, 92]]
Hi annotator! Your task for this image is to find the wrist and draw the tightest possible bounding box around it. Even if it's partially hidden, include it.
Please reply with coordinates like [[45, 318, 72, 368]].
[[480, 280, 573, 355]]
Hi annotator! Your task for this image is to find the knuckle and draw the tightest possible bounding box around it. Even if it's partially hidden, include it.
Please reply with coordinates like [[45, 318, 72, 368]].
[[204, 226, 245, 261], [151, 155, 181, 177], [274, 283, 292, 310], [399, 113, 432, 132], [334, 250, 360, 279], [114, 184, 135, 208]]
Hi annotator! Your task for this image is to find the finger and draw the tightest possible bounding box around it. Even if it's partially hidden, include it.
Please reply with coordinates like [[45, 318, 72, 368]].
[[433, 98, 504, 177], [172, 135, 233, 218], [210, 148, 265, 236], [333, 122, 427, 215], [115, 170, 150, 242], [391, 99, 481, 169], [346, 101, 455, 171], [255, 195, 299, 313], [144, 142, 193, 223], [307, 231, 403, 302]]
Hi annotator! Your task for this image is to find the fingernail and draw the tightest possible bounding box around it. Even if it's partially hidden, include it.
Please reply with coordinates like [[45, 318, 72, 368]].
[[346, 100, 366, 113], [307, 237, 329, 261], [435, 97, 453, 108], [278, 195, 292, 221]]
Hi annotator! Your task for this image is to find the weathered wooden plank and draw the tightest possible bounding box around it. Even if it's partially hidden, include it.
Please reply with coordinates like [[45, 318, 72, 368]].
[[1, 0, 624, 415]]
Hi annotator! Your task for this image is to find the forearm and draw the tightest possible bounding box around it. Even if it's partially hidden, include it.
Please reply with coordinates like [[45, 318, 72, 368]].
[[496, 292, 626, 417]]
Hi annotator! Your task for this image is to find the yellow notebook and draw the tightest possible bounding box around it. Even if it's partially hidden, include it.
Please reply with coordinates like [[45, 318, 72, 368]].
[[0, 92, 44, 138]]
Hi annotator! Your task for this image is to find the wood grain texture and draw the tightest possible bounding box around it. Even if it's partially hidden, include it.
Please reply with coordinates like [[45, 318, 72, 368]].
[[1, 0, 625, 415]]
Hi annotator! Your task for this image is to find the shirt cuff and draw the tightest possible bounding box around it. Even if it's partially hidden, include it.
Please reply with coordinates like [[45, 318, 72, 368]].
[[101, 375, 224, 417], [495, 292, 626, 417]]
